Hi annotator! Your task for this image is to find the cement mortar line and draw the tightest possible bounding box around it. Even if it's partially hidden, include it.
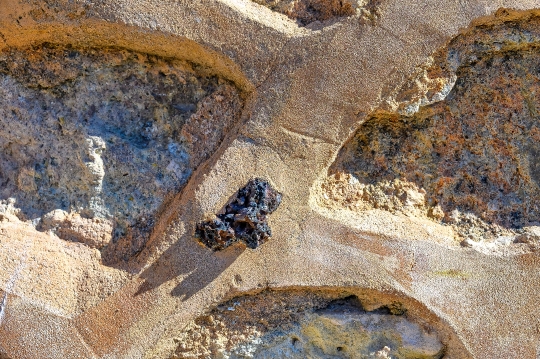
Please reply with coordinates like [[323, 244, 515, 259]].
[[75, 43, 441, 359], [88, 0, 293, 87]]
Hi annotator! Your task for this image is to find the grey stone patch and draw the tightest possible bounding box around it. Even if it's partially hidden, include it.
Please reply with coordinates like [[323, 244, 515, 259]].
[[0, 44, 243, 258], [224, 307, 443, 359], [0, 198, 22, 222], [174, 292, 444, 359]]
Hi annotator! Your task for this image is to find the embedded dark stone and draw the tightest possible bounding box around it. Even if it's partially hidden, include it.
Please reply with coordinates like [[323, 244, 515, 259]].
[[195, 178, 282, 250]]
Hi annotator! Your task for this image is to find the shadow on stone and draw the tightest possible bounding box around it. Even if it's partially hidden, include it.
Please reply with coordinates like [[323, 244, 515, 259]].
[[133, 179, 280, 300], [134, 230, 245, 301]]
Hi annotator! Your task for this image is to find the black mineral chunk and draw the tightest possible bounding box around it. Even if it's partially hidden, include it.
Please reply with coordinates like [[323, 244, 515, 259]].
[[195, 178, 282, 250]]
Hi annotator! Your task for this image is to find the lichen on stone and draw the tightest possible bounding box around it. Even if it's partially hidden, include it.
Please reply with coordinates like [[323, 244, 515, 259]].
[[196, 178, 282, 250], [320, 18, 540, 243]]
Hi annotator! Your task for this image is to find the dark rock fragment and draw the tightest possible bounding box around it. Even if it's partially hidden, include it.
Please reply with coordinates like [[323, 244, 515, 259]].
[[195, 178, 282, 250]]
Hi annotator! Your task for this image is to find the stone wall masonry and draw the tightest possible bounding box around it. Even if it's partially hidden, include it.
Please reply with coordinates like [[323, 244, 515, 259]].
[[1, 1, 540, 359]]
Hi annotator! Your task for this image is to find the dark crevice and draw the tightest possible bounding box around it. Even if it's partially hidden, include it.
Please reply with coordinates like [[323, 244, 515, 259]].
[[252, 0, 381, 28]]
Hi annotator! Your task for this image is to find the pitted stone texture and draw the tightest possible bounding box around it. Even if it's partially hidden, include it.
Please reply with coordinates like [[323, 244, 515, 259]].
[[322, 18, 540, 242], [172, 292, 443, 359], [252, 0, 380, 27], [2, 2, 540, 359], [0, 44, 243, 255]]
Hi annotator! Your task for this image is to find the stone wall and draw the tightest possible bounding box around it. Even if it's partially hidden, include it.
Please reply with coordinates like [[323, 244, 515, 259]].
[[1, 1, 540, 359]]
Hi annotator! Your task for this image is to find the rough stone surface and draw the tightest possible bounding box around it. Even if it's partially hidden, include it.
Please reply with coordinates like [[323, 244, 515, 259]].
[[251, 0, 379, 27], [0, 44, 243, 258], [173, 291, 444, 359], [321, 17, 540, 243], [1, 1, 540, 359]]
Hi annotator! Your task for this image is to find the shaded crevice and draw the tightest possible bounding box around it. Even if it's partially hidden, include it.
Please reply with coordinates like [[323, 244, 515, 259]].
[[252, 0, 381, 28], [171, 289, 451, 359]]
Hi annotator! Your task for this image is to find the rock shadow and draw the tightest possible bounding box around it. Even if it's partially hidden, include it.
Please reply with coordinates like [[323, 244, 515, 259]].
[[134, 230, 245, 301], [134, 178, 281, 300]]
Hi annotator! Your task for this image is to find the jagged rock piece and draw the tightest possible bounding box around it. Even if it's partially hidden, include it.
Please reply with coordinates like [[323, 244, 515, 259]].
[[40, 209, 114, 249], [196, 179, 282, 250], [0, 199, 22, 223]]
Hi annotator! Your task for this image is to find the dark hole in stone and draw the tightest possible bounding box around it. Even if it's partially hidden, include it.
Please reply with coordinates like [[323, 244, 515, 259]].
[[174, 289, 446, 358], [195, 178, 282, 251], [323, 295, 364, 311]]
